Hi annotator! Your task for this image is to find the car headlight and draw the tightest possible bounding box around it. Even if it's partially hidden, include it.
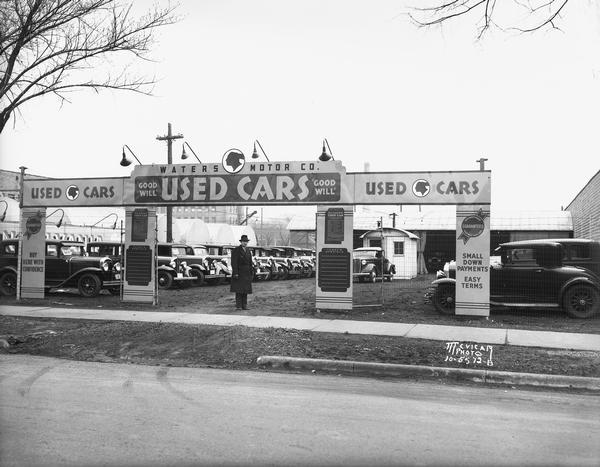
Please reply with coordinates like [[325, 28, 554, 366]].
[[361, 259, 366, 265], [102, 260, 110, 272], [113, 262, 121, 272], [169, 260, 176, 268]]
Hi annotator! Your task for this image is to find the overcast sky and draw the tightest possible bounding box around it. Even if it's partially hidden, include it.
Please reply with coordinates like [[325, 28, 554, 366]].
[[1, 0, 599, 221]]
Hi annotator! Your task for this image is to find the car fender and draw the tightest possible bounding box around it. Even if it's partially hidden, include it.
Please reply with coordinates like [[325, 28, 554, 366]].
[[559, 277, 600, 298], [55, 267, 104, 288], [157, 264, 176, 275], [361, 263, 376, 273], [190, 264, 207, 274], [431, 277, 456, 287], [0, 265, 18, 276]]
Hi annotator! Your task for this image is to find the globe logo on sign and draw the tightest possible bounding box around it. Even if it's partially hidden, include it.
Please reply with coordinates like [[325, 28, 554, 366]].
[[222, 149, 245, 174], [25, 210, 43, 239], [458, 208, 488, 244], [66, 185, 79, 201], [412, 179, 430, 197]]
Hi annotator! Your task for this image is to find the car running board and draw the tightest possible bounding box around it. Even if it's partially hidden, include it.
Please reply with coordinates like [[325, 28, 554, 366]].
[[490, 301, 560, 308]]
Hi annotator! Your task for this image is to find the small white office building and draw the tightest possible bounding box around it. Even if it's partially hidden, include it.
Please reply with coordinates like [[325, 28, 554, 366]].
[[360, 228, 419, 279]]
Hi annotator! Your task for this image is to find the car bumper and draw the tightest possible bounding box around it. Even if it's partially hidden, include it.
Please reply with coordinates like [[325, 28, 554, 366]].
[[102, 280, 121, 287], [204, 273, 228, 279]]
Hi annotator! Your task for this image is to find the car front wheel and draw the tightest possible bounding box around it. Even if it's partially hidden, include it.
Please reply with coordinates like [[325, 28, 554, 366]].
[[563, 285, 600, 319], [433, 284, 455, 315], [157, 271, 174, 289], [78, 273, 101, 298], [189, 269, 205, 286], [0, 272, 17, 296]]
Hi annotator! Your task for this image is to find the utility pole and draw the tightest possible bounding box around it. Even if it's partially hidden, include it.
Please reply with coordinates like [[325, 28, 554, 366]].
[[156, 123, 183, 242], [389, 212, 397, 228], [476, 157, 488, 171], [18, 166, 27, 208]]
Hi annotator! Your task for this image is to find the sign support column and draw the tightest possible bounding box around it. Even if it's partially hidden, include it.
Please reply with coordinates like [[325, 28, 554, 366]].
[[315, 205, 353, 310], [18, 207, 46, 299], [455, 205, 491, 316], [122, 207, 158, 304]]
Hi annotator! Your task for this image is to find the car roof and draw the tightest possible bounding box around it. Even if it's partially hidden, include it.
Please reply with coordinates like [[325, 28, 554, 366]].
[[354, 247, 383, 251], [499, 240, 563, 249], [87, 241, 120, 245], [525, 238, 596, 245]]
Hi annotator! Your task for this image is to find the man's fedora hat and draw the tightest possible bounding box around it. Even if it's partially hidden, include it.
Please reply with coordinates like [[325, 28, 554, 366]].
[[239, 235, 250, 242]]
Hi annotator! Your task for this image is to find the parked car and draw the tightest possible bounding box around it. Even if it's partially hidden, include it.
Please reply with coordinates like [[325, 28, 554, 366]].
[[191, 245, 209, 257], [430, 240, 600, 319], [297, 248, 316, 277], [352, 247, 396, 282], [263, 247, 291, 280], [530, 238, 600, 278], [438, 255, 501, 280], [439, 238, 600, 280], [0, 239, 121, 297], [218, 244, 269, 281], [280, 246, 307, 278], [249, 247, 279, 281], [86, 241, 123, 262], [426, 251, 450, 273]]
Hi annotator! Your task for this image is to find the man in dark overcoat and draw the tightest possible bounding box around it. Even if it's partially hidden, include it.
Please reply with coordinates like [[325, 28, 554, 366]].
[[230, 234, 254, 310]]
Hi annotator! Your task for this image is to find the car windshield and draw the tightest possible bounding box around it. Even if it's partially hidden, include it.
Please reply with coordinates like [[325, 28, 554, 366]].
[[353, 250, 381, 259], [193, 247, 208, 256], [172, 247, 190, 256], [61, 245, 85, 256], [89, 245, 120, 256]]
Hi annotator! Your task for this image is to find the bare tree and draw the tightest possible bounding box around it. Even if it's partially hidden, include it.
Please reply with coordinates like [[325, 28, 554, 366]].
[[410, 0, 571, 39], [0, 0, 178, 133]]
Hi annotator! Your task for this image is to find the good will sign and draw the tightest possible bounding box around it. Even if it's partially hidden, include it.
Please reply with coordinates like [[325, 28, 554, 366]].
[[125, 161, 354, 205]]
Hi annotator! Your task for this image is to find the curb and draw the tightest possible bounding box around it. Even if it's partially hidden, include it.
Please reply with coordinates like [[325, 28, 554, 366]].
[[256, 356, 600, 392]]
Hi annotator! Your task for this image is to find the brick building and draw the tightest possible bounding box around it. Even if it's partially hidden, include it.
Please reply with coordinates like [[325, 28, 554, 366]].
[[566, 170, 600, 242]]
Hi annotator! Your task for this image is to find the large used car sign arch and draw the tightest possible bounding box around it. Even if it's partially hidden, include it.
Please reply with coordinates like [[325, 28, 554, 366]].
[[19, 159, 490, 316], [21, 160, 490, 207]]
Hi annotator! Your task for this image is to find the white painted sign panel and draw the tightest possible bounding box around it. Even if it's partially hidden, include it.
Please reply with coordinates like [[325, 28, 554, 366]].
[[353, 171, 491, 205], [455, 206, 491, 317], [315, 205, 354, 310], [21, 178, 126, 207], [19, 207, 46, 299]]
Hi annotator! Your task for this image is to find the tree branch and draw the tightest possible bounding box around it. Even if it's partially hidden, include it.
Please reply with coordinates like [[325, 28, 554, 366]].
[[410, 0, 571, 38], [0, 0, 179, 133]]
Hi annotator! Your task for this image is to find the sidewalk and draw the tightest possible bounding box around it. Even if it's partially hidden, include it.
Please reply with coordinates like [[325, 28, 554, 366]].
[[2, 304, 600, 351]]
